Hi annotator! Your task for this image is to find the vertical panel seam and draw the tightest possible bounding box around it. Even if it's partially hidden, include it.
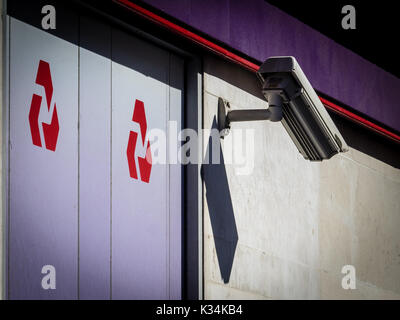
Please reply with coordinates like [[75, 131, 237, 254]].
[[77, 14, 81, 301], [199, 64, 204, 300], [7, 16, 11, 300], [167, 52, 170, 299], [109, 26, 113, 301]]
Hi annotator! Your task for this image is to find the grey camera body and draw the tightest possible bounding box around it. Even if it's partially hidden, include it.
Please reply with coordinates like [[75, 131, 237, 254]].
[[257, 56, 348, 161]]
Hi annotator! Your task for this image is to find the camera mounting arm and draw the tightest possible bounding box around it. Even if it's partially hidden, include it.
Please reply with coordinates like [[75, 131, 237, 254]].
[[217, 94, 283, 137]]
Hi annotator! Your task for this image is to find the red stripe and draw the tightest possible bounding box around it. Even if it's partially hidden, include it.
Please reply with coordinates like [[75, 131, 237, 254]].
[[115, 0, 259, 71], [319, 97, 400, 142], [115, 0, 400, 143]]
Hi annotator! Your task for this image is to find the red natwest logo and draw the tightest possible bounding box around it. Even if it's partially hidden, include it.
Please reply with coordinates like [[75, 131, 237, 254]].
[[28, 60, 60, 152], [127, 99, 152, 183]]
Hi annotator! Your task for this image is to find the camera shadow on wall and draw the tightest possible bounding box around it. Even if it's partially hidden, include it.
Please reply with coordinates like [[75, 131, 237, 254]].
[[202, 117, 238, 284]]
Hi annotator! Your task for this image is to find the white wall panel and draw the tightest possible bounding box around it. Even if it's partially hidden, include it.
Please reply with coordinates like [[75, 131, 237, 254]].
[[9, 18, 78, 299], [78, 16, 111, 300], [111, 28, 183, 299], [7, 15, 183, 300]]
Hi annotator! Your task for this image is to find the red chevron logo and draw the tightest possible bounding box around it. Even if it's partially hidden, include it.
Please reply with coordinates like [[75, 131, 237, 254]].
[[127, 99, 152, 183], [28, 60, 59, 152]]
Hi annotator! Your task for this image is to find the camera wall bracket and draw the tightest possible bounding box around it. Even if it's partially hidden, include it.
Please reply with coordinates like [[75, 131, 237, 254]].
[[217, 95, 283, 138]]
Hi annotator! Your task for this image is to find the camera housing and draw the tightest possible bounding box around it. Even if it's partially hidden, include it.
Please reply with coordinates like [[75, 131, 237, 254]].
[[257, 56, 348, 161]]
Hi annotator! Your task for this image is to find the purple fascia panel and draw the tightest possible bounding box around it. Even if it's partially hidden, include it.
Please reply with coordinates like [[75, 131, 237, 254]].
[[143, 0, 400, 132]]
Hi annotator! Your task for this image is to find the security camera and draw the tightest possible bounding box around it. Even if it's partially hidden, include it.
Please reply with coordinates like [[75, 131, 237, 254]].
[[218, 56, 348, 161]]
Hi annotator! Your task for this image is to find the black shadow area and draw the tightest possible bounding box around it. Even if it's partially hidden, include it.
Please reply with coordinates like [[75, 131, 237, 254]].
[[202, 118, 238, 284]]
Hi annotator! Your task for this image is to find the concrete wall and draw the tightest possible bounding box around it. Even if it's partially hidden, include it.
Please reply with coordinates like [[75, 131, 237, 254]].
[[202, 54, 400, 299]]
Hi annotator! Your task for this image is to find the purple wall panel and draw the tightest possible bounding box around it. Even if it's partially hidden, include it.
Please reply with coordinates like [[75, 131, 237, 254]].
[[143, 0, 400, 132]]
